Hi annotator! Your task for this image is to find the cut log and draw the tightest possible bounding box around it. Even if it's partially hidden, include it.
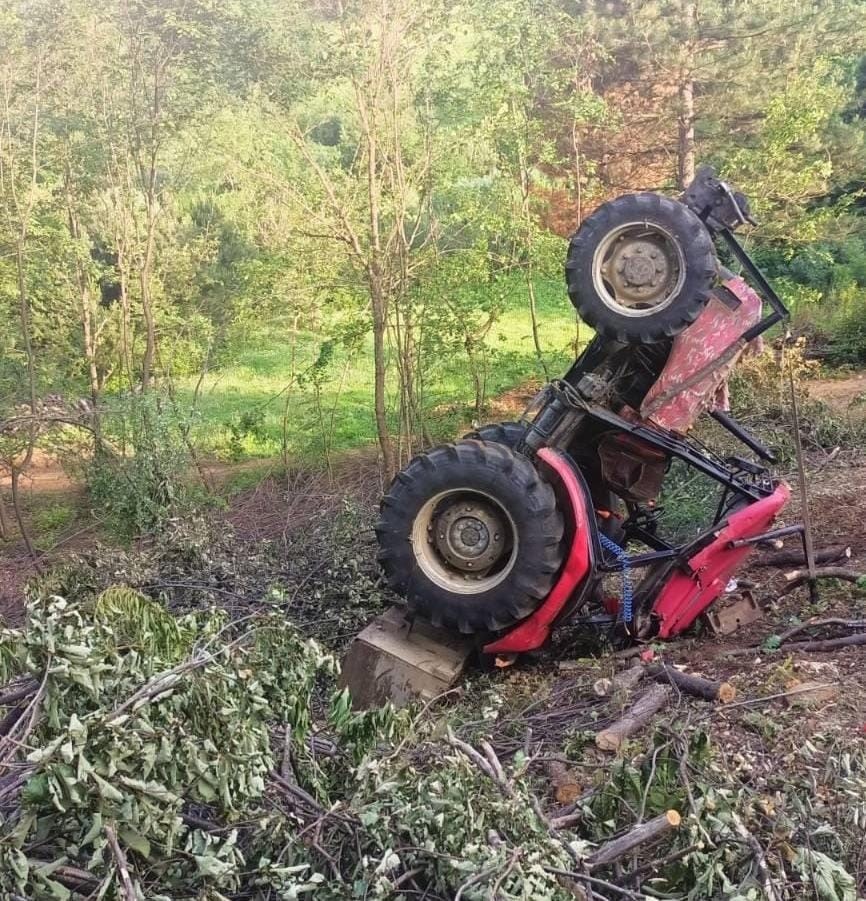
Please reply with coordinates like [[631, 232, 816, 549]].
[[646, 663, 736, 703], [592, 663, 646, 697], [545, 760, 584, 805], [755, 544, 851, 569], [780, 567, 864, 597], [595, 684, 671, 752], [587, 810, 681, 868]]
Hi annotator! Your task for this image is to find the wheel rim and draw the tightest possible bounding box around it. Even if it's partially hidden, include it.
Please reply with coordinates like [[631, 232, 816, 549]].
[[411, 489, 518, 594], [591, 221, 686, 318]]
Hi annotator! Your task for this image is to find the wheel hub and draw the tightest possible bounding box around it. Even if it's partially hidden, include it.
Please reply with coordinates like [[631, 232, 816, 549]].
[[595, 224, 684, 314], [432, 499, 507, 574]]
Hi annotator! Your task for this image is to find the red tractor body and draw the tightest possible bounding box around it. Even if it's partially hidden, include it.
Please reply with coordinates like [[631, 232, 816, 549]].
[[375, 168, 799, 657]]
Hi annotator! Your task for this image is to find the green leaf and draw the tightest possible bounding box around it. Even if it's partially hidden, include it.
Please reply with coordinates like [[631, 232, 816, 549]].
[[119, 826, 151, 859]]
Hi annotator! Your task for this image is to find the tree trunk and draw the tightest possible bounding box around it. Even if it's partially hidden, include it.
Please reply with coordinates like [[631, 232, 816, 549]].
[[117, 242, 134, 388], [139, 238, 157, 390], [10, 468, 37, 562], [676, 1, 697, 190], [369, 265, 395, 477], [0, 489, 9, 540], [64, 171, 103, 440], [677, 77, 695, 190]]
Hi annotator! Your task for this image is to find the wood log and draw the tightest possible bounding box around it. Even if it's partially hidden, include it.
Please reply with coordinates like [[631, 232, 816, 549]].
[[595, 684, 671, 752], [587, 809, 681, 868], [592, 663, 646, 697], [545, 760, 584, 805], [646, 663, 736, 703], [755, 544, 851, 569], [780, 567, 864, 597]]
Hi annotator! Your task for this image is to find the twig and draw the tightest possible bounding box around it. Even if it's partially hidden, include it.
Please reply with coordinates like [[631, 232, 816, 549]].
[[544, 867, 645, 899], [721, 682, 835, 710], [730, 812, 780, 901], [105, 824, 136, 901], [104, 634, 249, 724], [776, 617, 866, 644], [447, 729, 512, 795], [454, 863, 500, 900], [490, 848, 521, 897]]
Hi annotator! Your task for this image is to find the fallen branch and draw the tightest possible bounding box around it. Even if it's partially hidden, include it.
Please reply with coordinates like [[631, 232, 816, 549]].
[[596, 684, 671, 752], [721, 682, 835, 709], [724, 632, 866, 658], [776, 617, 866, 644], [730, 812, 780, 901], [646, 663, 736, 703], [544, 867, 644, 898], [779, 567, 864, 597], [593, 663, 646, 698], [772, 633, 866, 653], [754, 544, 851, 569], [45, 864, 101, 891], [0, 679, 38, 707], [105, 824, 137, 901], [587, 810, 682, 869]]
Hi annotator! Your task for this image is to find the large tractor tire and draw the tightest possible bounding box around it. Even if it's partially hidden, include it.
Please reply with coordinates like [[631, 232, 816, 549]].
[[565, 192, 717, 344], [463, 420, 526, 449], [375, 440, 563, 633]]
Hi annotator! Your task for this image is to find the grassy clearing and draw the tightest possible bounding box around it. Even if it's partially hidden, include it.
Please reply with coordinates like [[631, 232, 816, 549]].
[[180, 275, 583, 461]]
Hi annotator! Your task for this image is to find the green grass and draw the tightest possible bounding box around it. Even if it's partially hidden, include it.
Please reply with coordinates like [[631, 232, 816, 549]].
[[180, 275, 584, 462]]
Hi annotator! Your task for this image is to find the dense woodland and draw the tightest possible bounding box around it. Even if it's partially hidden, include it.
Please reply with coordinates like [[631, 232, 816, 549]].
[[2, 0, 866, 537]]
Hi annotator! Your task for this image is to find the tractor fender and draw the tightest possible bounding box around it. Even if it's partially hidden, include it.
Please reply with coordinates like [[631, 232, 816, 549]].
[[483, 447, 593, 655], [651, 482, 791, 638]]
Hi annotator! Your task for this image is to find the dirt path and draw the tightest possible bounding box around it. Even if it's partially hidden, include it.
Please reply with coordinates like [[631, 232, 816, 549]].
[[808, 371, 866, 418]]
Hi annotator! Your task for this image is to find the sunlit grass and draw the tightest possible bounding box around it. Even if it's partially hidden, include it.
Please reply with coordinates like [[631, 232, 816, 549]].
[[180, 275, 585, 461]]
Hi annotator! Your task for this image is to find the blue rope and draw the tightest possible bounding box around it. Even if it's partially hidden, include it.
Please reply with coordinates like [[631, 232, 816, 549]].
[[599, 532, 633, 623]]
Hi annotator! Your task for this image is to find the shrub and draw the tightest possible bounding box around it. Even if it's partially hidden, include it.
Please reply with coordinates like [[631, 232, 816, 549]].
[[86, 392, 203, 538]]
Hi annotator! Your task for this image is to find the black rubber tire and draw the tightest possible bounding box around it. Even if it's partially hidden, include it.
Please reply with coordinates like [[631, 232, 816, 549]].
[[565, 192, 717, 344], [465, 420, 627, 543], [375, 440, 564, 633], [463, 421, 526, 449]]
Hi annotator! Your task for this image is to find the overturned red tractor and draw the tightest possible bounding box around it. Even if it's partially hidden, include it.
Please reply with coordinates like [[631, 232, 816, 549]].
[[375, 167, 794, 656]]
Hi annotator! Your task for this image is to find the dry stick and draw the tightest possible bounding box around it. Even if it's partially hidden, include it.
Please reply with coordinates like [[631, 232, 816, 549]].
[[646, 663, 736, 703], [721, 682, 836, 709], [723, 633, 866, 658], [595, 684, 672, 752], [544, 867, 645, 899], [773, 633, 866, 653], [0, 661, 49, 770], [105, 825, 136, 901], [627, 841, 703, 880], [776, 617, 866, 644], [593, 663, 646, 698], [730, 812, 781, 901], [587, 810, 682, 869], [788, 363, 819, 605]]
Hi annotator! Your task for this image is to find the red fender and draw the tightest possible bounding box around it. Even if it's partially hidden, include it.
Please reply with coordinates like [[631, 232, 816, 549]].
[[483, 447, 593, 655], [651, 482, 790, 638]]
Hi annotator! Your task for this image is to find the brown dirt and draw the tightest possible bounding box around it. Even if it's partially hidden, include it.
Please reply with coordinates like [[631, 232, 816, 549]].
[[808, 372, 866, 419]]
